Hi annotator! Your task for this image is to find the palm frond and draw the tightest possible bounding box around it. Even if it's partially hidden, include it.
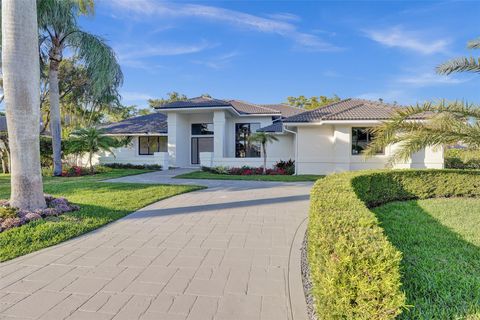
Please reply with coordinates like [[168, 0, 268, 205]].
[[436, 57, 480, 75], [66, 30, 123, 100], [467, 37, 480, 49]]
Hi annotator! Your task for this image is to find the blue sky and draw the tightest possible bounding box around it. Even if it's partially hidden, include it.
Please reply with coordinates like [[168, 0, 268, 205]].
[[80, 0, 480, 108]]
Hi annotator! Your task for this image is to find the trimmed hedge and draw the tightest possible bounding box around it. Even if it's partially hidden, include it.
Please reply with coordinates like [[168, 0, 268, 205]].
[[307, 169, 480, 319], [445, 148, 480, 169]]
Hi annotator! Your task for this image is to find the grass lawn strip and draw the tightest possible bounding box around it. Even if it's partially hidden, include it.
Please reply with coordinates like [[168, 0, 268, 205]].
[[374, 197, 480, 319], [174, 170, 323, 182], [0, 169, 202, 262]]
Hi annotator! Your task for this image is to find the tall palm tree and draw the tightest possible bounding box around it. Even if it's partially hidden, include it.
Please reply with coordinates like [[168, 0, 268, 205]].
[[38, 0, 123, 176], [437, 37, 480, 74], [364, 101, 480, 164], [1, 0, 46, 209], [248, 132, 279, 174]]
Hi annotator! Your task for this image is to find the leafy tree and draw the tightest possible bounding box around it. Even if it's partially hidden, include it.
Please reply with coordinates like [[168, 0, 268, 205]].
[[67, 127, 126, 173], [38, 0, 123, 176], [286, 95, 341, 110], [437, 37, 480, 74], [247, 132, 279, 174], [148, 92, 188, 108], [364, 101, 480, 164], [2, 0, 47, 209]]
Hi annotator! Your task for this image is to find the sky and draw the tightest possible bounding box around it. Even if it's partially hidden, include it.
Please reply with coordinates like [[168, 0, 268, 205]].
[[78, 0, 480, 108]]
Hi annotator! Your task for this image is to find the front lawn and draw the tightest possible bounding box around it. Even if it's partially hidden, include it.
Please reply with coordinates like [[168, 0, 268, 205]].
[[174, 170, 323, 182], [0, 169, 201, 262], [374, 197, 480, 319]]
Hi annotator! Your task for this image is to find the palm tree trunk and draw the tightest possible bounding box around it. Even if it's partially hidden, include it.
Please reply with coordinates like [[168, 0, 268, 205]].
[[1, 0, 46, 209], [88, 152, 94, 173], [49, 56, 63, 176], [262, 143, 267, 175]]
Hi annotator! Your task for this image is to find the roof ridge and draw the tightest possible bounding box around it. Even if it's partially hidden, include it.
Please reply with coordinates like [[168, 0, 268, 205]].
[[227, 99, 280, 114]]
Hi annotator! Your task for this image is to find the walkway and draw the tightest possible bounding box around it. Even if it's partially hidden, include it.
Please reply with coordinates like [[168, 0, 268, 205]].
[[0, 170, 313, 320]]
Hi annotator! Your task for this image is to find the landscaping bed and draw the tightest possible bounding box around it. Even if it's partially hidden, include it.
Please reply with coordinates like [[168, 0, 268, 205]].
[[0, 169, 201, 262], [175, 170, 323, 182], [307, 169, 480, 319]]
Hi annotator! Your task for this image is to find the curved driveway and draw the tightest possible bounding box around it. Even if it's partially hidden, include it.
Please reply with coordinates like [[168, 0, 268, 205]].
[[0, 170, 313, 320]]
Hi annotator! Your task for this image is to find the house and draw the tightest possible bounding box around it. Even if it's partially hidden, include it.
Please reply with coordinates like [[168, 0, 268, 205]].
[[99, 97, 444, 174]]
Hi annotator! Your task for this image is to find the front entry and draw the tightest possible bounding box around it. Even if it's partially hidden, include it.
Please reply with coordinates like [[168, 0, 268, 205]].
[[191, 137, 214, 165]]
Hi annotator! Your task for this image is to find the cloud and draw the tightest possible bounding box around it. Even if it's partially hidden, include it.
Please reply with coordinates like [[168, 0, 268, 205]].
[[396, 72, 466, 87], [266, 12, 301, 22], [192, 51, 240, 69], [121, 91, 154, 104], [117, 41, 213, 61], [364, 26, 450, 55], [108, 0, 339, 52]]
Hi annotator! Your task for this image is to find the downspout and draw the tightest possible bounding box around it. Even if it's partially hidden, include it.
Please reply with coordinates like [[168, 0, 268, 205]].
[[283, 125, 298, 175]]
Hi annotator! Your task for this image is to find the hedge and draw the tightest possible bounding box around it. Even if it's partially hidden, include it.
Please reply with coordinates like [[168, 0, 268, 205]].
[[445, 148, 480, 169], [307, 169, 480, 319]]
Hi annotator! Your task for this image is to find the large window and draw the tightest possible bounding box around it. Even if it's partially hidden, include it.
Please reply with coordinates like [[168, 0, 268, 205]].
[[191, 123, 214, 135], [351, 127, 383, 155], [139, 136, 167, 155], [235, 123, 261, 158]]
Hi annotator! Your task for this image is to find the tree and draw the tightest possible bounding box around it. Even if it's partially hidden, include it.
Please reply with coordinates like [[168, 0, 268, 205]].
[[38, 0, 123, 176], [67, 127, 125, 173], [437, 37, 480, 74], [248, 132, 279, 174], [148, 92, 188, 108], [286, 95, 341, 110], [1, 0, 47, 209], [364, 101, 480, 164]]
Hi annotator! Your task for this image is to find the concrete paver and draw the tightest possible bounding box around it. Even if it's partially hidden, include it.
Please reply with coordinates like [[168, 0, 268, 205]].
[[0, 169, 312, 319]]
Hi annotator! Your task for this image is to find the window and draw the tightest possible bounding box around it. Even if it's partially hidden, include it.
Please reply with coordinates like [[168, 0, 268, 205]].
[[351, 127, 383, 155], [235, 123, 261, 158], [191, 123, 214, 135], [138, 136, 167, 155]]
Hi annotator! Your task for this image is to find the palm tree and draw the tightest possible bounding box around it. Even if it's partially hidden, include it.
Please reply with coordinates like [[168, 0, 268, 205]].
[[364, 101, 480, 164], [437, 37, 480, 74], [248, 132, 279, 174], [38, 0, 123, 176], [1, 0, 47, 209], [67, 127, 125, 173]]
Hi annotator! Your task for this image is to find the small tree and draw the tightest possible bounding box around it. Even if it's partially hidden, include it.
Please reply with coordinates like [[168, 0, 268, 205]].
[[67, 127, 125, 173], [248, 132, 279, 174]]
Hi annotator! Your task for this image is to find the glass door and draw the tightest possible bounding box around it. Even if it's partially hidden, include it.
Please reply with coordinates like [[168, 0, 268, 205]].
[[191, 137, 213, 165]]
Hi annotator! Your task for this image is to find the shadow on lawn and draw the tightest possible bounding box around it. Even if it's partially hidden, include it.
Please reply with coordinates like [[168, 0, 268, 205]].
[[374, 201, 480, 319]]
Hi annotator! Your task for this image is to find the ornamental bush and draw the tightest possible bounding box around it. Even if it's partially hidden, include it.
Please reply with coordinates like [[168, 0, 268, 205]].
[[444, 148, 480, 169], [308, 169, 480, 319]]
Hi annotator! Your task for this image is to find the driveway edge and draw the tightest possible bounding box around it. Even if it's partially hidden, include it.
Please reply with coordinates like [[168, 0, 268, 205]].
[[288, 216, 309, 320]]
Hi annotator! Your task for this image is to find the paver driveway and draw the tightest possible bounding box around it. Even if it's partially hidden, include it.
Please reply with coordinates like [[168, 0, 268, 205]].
[[0, 170, 313, 320]]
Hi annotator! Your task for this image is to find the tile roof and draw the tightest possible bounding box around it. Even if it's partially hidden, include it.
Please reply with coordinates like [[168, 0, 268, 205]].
[[156, 97, 281, 115], [283, 98, 405, 122], [101, 112, 168, 134], [257, 121, 283, 133], [259, 104, 305, 118]]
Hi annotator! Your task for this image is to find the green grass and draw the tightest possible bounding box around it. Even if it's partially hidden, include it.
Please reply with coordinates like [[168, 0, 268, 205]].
[[374, 197, 480, 319], [0, 169, 202, 262], [174, 170, 323, 182]]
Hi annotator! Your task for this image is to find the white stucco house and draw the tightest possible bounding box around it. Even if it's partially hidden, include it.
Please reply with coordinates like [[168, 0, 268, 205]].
[[98, 97, 444, 174]]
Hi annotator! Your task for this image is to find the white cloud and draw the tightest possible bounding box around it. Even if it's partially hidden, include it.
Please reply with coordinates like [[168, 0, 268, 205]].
[[121, 91, 153, 104], [266, 12, 301, 22], [364, 26, 450, 55], [117, 41, 213, 61], [397, 72, 466, 87], [192, 51, 240, 69], [108, 0, 339, 52]]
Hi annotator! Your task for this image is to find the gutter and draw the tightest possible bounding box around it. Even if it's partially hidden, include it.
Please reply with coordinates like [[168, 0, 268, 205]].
[[283, 126, 299, 175]]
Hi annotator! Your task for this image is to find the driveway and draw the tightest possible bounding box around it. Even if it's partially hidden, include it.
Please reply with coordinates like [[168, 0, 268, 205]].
[[0, 170, 313, 320]]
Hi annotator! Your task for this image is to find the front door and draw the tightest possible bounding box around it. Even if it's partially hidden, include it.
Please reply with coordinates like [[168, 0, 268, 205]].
[[191, 137, 214, 165]]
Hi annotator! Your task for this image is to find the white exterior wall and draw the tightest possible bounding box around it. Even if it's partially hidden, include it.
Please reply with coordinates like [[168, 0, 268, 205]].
[[98, 135, 168, 167], [295, 124, 444, 175]]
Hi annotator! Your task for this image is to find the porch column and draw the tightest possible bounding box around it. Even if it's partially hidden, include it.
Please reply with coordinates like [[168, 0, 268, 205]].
[[333, 125, 350, 172], [167, 112, 177, 167], [213, 110, 226, 160]]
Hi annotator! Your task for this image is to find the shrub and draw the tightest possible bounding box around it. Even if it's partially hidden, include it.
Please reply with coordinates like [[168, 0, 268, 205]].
[[308, 169, 480, 319], [0, 207, 17, 219], [445, 148, 480, 169], [274, 159, 295, 175], [103, 163, 162, 170], [202, 165, 289, 175]]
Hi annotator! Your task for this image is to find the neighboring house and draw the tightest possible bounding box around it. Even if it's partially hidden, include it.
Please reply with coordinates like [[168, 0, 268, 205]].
[[99, 97, 444, 174]]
